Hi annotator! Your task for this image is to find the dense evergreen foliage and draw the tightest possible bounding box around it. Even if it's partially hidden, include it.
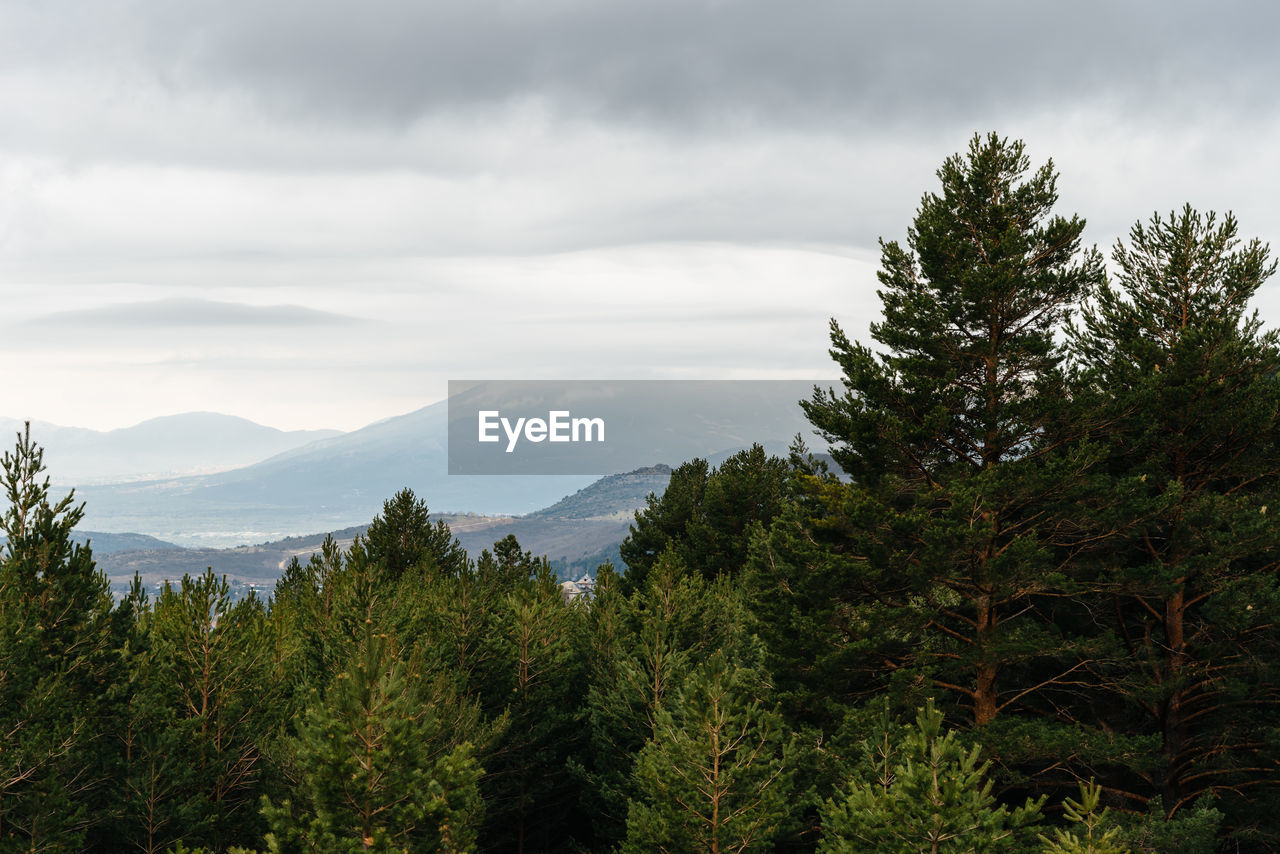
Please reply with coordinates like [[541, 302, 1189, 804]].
[[3, 133, 1279, 852], [620, 445, 790, 591], [819, 700, 1044, 853]]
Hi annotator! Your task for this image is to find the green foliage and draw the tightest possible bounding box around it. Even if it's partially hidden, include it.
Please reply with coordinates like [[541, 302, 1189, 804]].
[[392, 555, 503, 701], [794, 134, 1108, 753], [363, 488, 467, 582], [118, 581, 209, 854], [805, 132, 1103, 487], [476, 555, 587, 853], [621, 650, 796, 854], [571, 562, 635, 846], [272, 533, 380, 701], [1070, 206, 1280, 836], [262, 622, 483, 853], [620, 458, 709, 590], [0, 425, 125, 850], [578, 552, 759, 848], [123, 569, 277, 852], [1038, 782, 1128, 854], [740, 465, 892, 735], [819, 701, 1043, 853], [621, 445, 789, 590], [1102, 795, 1221, 854]]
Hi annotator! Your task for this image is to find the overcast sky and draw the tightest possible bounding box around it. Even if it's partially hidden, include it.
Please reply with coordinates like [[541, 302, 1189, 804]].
[[4, 0, 1280, 431]]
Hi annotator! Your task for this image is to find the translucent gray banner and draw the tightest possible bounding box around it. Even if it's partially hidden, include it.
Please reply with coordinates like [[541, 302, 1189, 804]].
[[447, 380, 835, 475]]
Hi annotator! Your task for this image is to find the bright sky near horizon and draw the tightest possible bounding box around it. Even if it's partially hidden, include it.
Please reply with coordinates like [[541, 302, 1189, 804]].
[[4, 1, 1280, 432]]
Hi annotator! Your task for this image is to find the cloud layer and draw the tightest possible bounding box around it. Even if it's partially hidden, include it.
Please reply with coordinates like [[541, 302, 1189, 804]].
[[29, 298, 364, 328], [2, 1, 1279, 431], [10, 1, 1279, 128]]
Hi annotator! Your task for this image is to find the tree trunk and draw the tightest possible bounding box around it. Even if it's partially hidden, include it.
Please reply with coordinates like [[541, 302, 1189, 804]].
[[1162, 587, 1187, 809], [974, 595, 998, 726]]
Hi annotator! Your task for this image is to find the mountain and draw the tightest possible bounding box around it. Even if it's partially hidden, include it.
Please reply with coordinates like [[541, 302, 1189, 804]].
[[0, 413, 341, 485], [2, 531, 182, 558], [71, 382, 823, 546], [76, 531, 184, 555], [74, 403, 596, 546], [526, 464, 672, 520], [91, 458, 685, 592], [447, 463, 680, 578]]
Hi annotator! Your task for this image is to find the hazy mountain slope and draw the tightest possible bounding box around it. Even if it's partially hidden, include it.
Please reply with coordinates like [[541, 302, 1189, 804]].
[[76, 402, 595, 545], [0, 413, 341, 485], [72, 384, 822, 546], [95, 512, 632, 593], [2, 531, 181, 557], [77, 531, 184, 555], [527, 464, 672, 520], [446, 464, 681, 577], [92, 461, 676, 591]]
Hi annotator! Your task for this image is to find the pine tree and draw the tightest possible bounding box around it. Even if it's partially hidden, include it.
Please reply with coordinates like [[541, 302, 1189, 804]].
[[138, 569, 278, 851], [740, 452, 878, 732], [276, 534, 379, 700], [622, 650, 796, 854], [0, 425, 126, 850], [363, 489, 466, 582], [621, 458, 710, 591], [117, 579, 207, 854], [393, 555, 502, 700], [262, 621, 483, 853], [579, 552, 753, 848], [572, 563, 633, 847], [1038, 782, 1128, 854], [797, 134, 1106, 757], [1069, 206, 1280, 840], [620, 446, 789, 590], [478, 557, 586, 853], [819, 700, 1043, 854]]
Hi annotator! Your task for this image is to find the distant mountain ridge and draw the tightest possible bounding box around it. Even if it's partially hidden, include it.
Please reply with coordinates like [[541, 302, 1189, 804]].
[[59, 383, 821, 546], [77, 531, 184, 555], [0, 413, 341, 485], [92, 462, 671, 592], [527, 464, 672, 520], [75, 402, 597, 546]]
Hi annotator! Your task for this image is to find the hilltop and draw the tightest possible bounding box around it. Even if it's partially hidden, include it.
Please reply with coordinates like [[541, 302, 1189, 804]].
[[526, 464, 672, 520], [92, 464, 675, 594]]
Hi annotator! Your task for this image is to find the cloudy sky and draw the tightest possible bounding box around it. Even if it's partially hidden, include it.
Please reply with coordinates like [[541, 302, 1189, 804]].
[[3, 0, 1280, 431]]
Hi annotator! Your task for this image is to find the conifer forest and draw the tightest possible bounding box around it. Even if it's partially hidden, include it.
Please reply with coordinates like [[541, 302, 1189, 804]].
[[4, 134, 1280, 853]]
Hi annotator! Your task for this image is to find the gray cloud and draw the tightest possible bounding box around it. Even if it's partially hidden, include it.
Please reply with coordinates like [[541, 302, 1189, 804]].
[[111, 1, 1280, 127], [3, 0, 1279, 433], [28, 298, 364, 328], [3, 0, 1272, 260], [7, 1, 1279, 130], [528, 306, 823, 325]]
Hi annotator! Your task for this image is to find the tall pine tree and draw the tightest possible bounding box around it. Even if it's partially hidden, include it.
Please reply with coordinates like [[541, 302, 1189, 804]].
[[0, 426, 126, 851], [1070, 206, 1280, 843], [797, 134, 1105, 766], [622, 650, 797, 854], [138, 570, 278, 851], [263, 620, 483, 853]]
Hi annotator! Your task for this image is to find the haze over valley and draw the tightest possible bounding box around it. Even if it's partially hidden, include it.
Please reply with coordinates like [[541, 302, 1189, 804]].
[[4, 387, 813, 592]]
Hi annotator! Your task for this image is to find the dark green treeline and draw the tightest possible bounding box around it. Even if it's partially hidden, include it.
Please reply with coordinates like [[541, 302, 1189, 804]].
[[2, 133, 1279, 853]]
